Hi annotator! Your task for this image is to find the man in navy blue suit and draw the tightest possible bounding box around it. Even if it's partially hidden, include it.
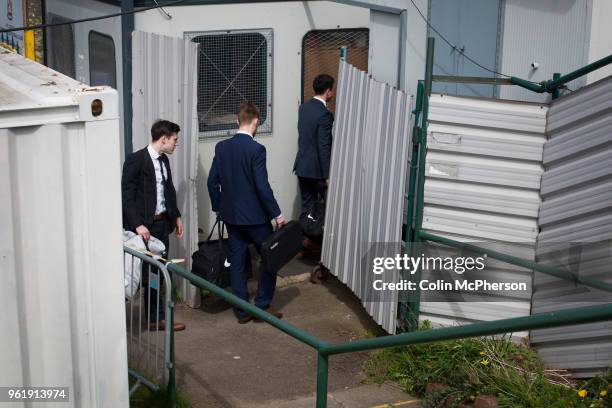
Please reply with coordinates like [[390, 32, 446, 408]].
[[293, 75, 334, 267], [294, 74, 334, 208], [207, 102, 286, 324]]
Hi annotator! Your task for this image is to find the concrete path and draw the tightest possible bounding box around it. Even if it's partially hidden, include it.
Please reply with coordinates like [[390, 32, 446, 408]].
[[172, 256, 420, 407]]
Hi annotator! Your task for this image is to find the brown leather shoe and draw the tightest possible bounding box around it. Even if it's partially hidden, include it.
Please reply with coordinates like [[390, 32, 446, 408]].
[[254, 308, 283, 322], [148, 320, 186, 331], [237, 315, 253, 324]]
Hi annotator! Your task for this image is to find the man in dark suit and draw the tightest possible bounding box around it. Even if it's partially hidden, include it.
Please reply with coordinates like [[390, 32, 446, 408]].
[[122, 119, 186, 331], [208, 102, 286, 324], [294, 74, 334, 265]]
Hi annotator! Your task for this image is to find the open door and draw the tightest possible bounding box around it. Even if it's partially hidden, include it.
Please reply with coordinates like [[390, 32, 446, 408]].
[[132, 31, 200, 307]]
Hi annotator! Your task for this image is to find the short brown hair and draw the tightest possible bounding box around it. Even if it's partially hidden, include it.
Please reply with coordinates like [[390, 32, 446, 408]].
[[237, 102, 260, 125], [151, 119, 180, 141]]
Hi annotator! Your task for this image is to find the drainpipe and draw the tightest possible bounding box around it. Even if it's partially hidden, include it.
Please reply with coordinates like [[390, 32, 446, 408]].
[[397, 9, 407, 90], [121, 0, 134, 157]]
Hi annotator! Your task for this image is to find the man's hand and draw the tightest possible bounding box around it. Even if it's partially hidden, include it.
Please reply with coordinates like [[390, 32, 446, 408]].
[[326, 178, 330, 187], [175, 217, 184, 239], [136, 225, 151, 241], [275, 214, 286, 228]]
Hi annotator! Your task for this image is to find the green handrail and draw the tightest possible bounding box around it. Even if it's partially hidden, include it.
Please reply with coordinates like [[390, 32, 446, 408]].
[[320, 303, 612, 356], [161, 261, 612, 408], [510, 53, 612, 94]]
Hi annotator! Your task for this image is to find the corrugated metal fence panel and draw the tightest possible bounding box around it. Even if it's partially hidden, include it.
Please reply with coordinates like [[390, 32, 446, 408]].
[[499, 0, 591, 103], [532, 76, 612, 378], [419, 94, 548, 333], [321, 61, 412, 333], [0, 52, 128, 407], [132, 31, 201, 307]]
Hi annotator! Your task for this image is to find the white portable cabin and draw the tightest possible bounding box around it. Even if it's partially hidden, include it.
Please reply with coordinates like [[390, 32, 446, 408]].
[[0, 50, 128, 406], [44, 0, 371, 229]]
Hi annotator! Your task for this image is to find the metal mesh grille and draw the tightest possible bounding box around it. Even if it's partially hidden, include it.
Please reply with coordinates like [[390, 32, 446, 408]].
[[302, 29, 369, 113], [185, 29, 273, 138]]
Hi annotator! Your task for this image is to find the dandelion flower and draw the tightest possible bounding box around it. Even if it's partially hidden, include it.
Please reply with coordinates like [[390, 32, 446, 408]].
[[480, 358, 490, 366], [578, 389, 587, 398], [600, 390, 608, 397], [479, 351, 485, 356]]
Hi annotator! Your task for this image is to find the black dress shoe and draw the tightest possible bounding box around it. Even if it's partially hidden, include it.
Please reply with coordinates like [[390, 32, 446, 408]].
[[237, 315, 254, 324]]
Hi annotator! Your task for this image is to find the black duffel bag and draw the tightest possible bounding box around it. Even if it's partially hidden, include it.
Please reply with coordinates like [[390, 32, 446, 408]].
[[299, 195, 326, 238], [192, 220, 232, 288]]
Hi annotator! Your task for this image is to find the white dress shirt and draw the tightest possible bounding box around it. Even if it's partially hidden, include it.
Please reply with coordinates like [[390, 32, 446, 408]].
[[313, 96, 327, 107], [236, 130, 253, 138], [147, 144, 167, 215]]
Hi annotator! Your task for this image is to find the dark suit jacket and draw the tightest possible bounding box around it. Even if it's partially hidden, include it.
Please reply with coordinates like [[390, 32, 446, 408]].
[[207, 133, 281, 225], [293, 98, 334, 179], [121, 147, 181, 232]]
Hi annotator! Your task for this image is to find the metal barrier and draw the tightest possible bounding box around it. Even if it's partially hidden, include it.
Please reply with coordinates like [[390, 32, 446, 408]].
[[123, 246, 176, 401]]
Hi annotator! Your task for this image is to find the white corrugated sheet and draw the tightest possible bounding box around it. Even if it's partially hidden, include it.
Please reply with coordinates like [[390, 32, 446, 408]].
[[0, 51, 128, 407], [499, 0, 591, 103], [532, 76, 612, 378], [132, 31, 201, 307], [321, 61, 412, 333], [419, 94, 548, 334]]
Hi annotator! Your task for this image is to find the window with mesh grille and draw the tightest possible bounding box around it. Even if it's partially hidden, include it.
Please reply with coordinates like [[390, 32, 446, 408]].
[[186, 29, 273, 138], [302, 29, 369, 113]]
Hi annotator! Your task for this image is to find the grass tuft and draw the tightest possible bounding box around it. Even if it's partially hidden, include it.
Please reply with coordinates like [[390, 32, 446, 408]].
[[363, 320, 612, 408]]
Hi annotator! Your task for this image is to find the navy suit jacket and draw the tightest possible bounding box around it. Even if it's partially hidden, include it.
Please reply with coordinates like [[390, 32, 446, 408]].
[[293, 98, 334, 179], [207, 133, 281, 225]]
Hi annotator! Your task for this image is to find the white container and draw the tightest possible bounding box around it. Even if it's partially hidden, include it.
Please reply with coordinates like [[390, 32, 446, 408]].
[[0, 50, 128, 407]]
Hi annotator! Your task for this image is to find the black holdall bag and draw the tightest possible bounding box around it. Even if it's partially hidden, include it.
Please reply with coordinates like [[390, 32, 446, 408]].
[[261, 220, 303, 273], [192, 220, 232, 288], [299, 194, 326, 238]]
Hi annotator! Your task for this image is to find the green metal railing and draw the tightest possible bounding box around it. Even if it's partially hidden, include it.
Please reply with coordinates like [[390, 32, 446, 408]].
[[165, 263, 612, 408], [157, 39, 612, 408]]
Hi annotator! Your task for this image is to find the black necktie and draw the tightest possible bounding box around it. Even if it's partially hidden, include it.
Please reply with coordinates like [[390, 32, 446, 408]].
[[158, 156, 170, 212], [158, 156, 167, 185]]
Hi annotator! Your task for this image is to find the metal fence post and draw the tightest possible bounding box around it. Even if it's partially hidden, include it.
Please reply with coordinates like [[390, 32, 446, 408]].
[[552, 72, 561, 99], [316, 352, 329, 408], [400, 80, 424, 330], [407, 37, 435, 332], [164, 268, 177, 406]]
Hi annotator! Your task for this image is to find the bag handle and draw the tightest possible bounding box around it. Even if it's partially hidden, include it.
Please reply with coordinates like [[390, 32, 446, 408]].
[[217, 220, 226, 248], [206, 219, 220, 243]]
